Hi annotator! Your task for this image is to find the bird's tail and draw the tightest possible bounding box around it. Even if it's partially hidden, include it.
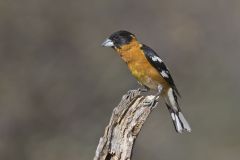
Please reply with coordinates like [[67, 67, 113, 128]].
[[166, 104, 191, 133], [165, 88, 191, 133]]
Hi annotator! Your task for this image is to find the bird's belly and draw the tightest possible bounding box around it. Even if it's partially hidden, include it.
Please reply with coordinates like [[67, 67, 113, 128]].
[[128, 62, 169, 91], [139, 76, 159, 90]]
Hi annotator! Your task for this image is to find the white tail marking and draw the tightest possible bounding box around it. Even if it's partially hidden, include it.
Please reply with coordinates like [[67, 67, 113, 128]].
[[167, 88, 178, 111], [175, 114, 183, 133], [178, 112, 191, 132]]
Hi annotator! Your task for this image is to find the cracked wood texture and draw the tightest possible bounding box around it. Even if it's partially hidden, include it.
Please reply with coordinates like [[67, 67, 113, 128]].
[[94, 90, 158, 160]]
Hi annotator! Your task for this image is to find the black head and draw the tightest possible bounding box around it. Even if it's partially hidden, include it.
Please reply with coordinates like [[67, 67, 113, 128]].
[[102, 30, 136, 49]]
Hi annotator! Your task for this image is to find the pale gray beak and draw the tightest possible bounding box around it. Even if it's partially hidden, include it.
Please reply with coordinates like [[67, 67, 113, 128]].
[[101, 38, 114, 47]]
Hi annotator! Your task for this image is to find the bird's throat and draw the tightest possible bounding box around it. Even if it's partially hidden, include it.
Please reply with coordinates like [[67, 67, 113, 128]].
[[116, 41, 142, 63]]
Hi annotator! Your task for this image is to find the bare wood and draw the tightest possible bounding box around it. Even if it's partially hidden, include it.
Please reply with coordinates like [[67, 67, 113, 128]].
[[94, 89, 158, 160]]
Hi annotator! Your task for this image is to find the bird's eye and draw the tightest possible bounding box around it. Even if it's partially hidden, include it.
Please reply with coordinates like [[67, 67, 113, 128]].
[[113, 36, 118, 42]]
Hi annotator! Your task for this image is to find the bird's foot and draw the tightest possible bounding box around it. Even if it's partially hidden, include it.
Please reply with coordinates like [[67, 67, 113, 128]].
[[126, 89, 141, 100], [143, 95, 159, 107], [137, 87, 148, 93]]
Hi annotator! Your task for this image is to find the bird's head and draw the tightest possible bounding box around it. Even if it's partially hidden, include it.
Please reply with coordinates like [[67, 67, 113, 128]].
[[102, 30, 137, 50]]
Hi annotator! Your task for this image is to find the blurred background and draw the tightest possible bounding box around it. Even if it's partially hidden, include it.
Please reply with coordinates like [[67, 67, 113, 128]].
[[0, 0, 240, 160]]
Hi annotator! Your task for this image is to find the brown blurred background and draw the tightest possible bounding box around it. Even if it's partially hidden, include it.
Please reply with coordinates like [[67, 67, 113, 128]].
[[0, 0, 240, 160]]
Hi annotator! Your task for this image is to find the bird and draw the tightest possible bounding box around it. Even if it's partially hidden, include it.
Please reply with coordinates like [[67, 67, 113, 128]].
[[101, 30, 191, 133]]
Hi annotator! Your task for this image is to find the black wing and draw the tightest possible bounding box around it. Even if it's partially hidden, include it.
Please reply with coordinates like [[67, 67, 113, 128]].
[[141, 44, 180, 96]]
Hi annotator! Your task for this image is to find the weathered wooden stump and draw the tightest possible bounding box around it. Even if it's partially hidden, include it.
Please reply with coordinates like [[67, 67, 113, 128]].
[[94, 90, 158, 160]]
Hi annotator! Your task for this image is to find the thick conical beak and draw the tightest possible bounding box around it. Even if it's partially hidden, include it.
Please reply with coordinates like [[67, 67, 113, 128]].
[[101, 38, 114, 47]]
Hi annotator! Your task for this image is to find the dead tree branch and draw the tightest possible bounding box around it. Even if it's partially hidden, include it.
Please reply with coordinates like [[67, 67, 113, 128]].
[[94, 89, 158, 160]]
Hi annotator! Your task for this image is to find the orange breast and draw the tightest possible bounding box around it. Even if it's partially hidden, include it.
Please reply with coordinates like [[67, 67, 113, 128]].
[[116, 42, 170, 94]]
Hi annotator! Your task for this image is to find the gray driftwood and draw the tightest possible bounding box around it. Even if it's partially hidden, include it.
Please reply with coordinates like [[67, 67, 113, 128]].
[[94, 89, 158, 160]]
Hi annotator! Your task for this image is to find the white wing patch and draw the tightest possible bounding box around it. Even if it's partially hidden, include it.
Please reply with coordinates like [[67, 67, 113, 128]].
[[151, 56, 163, 62], [161, 71, 169, 78]]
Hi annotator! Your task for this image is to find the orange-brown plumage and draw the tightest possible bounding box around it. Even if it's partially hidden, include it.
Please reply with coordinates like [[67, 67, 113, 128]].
[[116, 39, 170, 95]]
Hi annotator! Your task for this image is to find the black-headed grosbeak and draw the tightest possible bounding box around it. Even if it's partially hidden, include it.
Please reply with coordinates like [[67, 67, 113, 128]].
[[102, 30, 191, 133]]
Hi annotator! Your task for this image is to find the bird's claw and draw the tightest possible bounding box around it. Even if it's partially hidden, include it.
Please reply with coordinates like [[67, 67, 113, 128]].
[[137, 87, 148, 93], [143, 95, 159, 107], [126, 89, 140, 100]]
